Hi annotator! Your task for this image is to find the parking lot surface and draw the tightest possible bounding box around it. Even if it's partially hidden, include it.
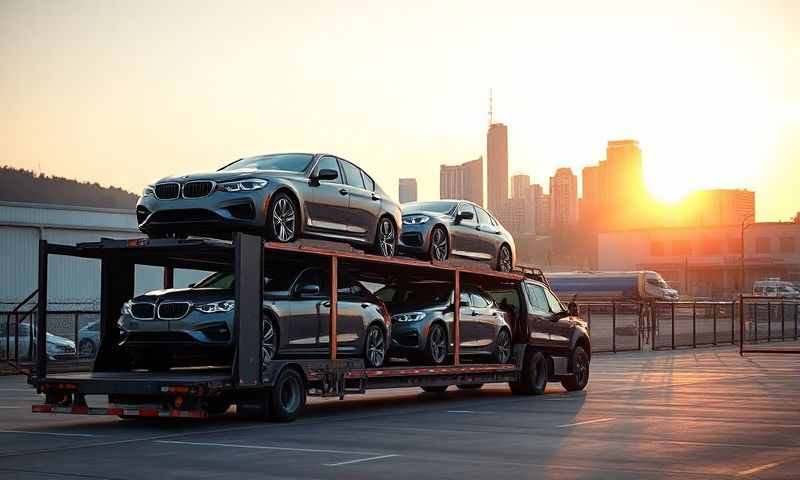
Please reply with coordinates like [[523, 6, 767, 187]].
[[0, 345, 798, 479]]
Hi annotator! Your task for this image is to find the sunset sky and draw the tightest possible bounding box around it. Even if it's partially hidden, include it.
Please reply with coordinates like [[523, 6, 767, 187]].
[[1, 0, 798, 221]]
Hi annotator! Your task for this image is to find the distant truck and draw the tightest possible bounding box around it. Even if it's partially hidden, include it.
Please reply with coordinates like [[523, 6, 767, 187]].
[[546, 271, 679, 302], [753, 278, 800, 298]]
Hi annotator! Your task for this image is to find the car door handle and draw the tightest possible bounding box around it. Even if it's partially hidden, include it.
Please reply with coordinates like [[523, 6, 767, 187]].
[[339, 188, 349, 196], [371, 193, 380, 201]]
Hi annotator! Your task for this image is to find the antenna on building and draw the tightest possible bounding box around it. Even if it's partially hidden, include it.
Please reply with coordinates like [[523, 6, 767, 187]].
[[488, 88, 494, 126]]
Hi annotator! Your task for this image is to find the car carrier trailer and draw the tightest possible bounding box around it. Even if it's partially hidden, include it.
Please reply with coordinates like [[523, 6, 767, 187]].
[[29, 233, 584, 422]]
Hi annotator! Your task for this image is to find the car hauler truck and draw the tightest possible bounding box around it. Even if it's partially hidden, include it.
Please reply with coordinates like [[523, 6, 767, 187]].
[[29, 233, 590, 422]]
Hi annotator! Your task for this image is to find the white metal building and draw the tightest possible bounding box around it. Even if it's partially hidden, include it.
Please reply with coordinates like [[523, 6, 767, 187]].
[[0, 201, 206, 311]]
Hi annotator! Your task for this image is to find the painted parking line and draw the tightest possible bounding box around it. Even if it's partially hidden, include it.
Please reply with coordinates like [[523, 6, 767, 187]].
[[155, 440, 384, 456], [557, 417, 615, 428], [323, 454, 399, 467], [0, 430, 98, 437]]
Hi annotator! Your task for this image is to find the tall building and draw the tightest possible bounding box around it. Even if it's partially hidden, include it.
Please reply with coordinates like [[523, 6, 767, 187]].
[[550, 167, 578, 230], [487, 123, 508, 212], [497, 198, 526, 237], [511, 174, 530, 200], [439, 157, 483, 206], [533, 186, 551, 235], [509, 174, 535, 234], [679, 189, 755, 226], [398, 178, 417, 203]]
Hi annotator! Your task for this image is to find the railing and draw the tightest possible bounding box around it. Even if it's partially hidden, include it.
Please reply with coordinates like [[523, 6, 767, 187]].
[[738, 296, 800, 354]]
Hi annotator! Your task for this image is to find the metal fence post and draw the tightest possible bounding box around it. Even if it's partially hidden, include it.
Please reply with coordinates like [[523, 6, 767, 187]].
[[730, 302, 735, 344], [753, 303, 758, 342], [692, 302, 696, 348], [671, 302, 676, 350], [587, 304, 591, 336], [612, 301, 617, 353], [638, 303, 643, 351], [795, 303, 798, 340], [74, 312, 80, 359], [780, 301, 785, 341], [767, 301, 771, 342], [739, 295, 744, 355], [713, 303, 717, 346]]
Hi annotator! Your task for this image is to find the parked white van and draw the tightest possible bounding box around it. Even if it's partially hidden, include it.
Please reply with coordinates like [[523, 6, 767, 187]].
[[753, 278, 800, 298]]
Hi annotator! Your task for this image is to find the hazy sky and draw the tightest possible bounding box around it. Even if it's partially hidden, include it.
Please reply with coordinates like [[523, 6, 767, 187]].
[[2, 0, 798, 220]]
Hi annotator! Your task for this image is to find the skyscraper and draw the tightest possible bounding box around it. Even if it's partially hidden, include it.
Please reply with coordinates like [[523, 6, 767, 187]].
[[398, 178, 418, 203], [550, 167, 578, 230], [680, 189, 755, 226], [510, 174, 535, 234], [439, 157, 483, 206], [510, 174, 530, 200], [487, 123, 508, 213]]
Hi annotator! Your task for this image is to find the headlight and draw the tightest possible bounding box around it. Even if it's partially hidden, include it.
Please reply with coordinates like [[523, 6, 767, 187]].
[[218, 178, 268, 192], [121, 300, 132, 316], [402, 215, 430, 225], [142, 185, 155, 197], [196, 300, 235, 314], [391, 312, 426, 323]]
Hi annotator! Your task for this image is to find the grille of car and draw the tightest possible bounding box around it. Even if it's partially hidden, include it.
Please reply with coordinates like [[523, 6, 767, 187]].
[[182, 181, 214, 198], [130, 303, 155, 320], [157, 302, 191, 320], [155, 183, 180, 199]]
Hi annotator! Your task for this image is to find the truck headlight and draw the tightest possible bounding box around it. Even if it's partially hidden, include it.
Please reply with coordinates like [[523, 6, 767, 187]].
[[196, 300, 235, 314], [402, 215, 430, 225], [391, 312, 426, 323], [218, 179, 268, 192]]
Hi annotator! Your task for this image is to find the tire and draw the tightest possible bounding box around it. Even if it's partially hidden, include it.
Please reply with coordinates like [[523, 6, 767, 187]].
[[78, 339, 97, 358], [428, 226, 449, 261], [262, 315, 278, 364], [269, 368, 305, 422], [421, 385, 448, 393], [492, 328, 512, 364], [561, 346, 590, 392], [509, 350, 547, 395], [364, 324, 386, 368], [497, 244, 513, 272], [456, 384, 483, 390], [424, 323, 448, 365], [267, 192, 298, 243], [374, 216, 397, 257]]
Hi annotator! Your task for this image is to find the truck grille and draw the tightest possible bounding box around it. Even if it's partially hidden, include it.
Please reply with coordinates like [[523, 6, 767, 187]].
[[155, 183, 180, 199], [182, 181, 214, 198], [130, 303, 155, 320], [157, 302, 191, 320]]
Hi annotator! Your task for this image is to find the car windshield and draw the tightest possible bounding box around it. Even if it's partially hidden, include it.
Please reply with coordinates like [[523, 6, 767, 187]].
[[376, 283, 452, 309], [403, 201, 458, 215], [194, 272, 234, 289], [220, 153, 314, 172]]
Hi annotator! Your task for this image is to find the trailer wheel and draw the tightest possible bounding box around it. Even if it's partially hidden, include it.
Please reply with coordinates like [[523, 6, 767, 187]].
[[420, 385, 448, 393], [456, 384, 483, 390], [269, 368, 305, 422], [561, 346, 590, 392], [509, 350, 547, 395]]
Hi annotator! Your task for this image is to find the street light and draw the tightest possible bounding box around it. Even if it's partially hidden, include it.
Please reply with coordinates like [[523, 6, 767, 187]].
[[740, 214, 755, 294]]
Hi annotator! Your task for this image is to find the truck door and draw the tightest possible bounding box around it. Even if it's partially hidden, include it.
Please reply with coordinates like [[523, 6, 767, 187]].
[[543, 287, 572, 348], [523, 282, 554, 346]]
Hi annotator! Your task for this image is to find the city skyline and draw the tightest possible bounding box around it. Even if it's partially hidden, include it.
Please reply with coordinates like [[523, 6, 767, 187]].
[[1, 1, 798, 221]]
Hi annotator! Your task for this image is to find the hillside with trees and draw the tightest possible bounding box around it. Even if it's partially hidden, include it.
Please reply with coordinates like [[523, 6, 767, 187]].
[[0, 166, 138, 210]]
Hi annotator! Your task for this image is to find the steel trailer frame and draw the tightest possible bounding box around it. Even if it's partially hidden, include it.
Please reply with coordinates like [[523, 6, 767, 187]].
[[30, 233, 565, 420]]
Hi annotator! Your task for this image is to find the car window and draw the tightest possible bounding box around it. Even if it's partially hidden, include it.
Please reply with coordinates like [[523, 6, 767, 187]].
[[194, 272, 234, 289], [458, 204, 477, 225], [360, 170, 375, 191], [291, 268, 330, 295], [470, 291, 490, 308], [315, 156, 342, 184], [476, 207, 492, 226], [525, 283, 551, 314], [460, 291, 471, 306], [543, 288, 565, 313], [340, 160, 366, 189]]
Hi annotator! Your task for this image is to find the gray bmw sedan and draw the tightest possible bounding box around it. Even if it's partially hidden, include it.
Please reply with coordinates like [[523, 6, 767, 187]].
[[398, 200, 516, 271], [136, 153, 401, 256]]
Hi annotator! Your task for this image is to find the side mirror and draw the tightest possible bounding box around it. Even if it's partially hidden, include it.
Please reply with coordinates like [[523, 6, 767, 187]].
[[297, 284, 321, 296], [567, 301, 578, 316], [188, 283, 196, 288], [455, 210, 474, 223], [551, 310, 570, 322], [314, 169, 338, 182]]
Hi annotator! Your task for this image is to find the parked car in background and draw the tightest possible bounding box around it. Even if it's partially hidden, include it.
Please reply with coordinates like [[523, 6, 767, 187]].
[[78, 321, 101, 358], [753, 278, 800, 298], [136, 153, 402, 257], [117, 267, 392, 371], [0, 322, 76, 361], [398, 200, 516, 272], [375, 280, 513, 365], [546, 270, 679, 301]]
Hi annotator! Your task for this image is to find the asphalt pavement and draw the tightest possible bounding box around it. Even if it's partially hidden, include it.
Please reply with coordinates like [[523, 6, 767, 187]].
[[0, 344, 798, 479]]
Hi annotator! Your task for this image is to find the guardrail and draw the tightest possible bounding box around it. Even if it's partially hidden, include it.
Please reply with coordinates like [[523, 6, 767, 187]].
[[738, 296, 800, 355]]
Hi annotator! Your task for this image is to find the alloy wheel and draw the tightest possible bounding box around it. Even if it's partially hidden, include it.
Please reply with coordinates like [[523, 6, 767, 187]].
[[430, 325, 447, 364], [498, 245, 512, 272], [430, 227, 449, 261], [262, 318, 277, 363], [79, 339, 96, 357], [365, 326, 385, 367], [272, 197, 296, 242], [378, 219, 396, 257], [574, 351, 589, 387], [496, 330, 511, 363]]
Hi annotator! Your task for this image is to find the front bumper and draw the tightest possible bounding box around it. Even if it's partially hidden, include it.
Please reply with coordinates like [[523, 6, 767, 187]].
[[397, 223, 433, 256], [388, 322, 425, 354]]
